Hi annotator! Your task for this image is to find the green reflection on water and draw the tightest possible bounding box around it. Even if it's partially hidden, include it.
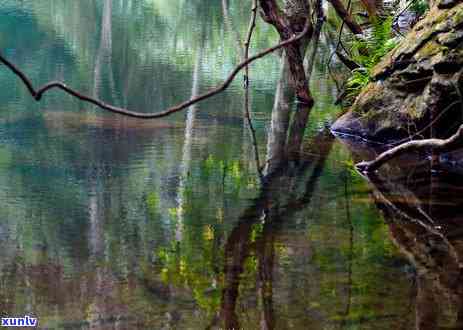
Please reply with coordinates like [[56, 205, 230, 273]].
[[0, 0, 417, 329]]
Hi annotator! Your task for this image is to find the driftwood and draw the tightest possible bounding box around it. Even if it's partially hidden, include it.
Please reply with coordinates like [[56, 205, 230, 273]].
[[356, 125, 463, 172]]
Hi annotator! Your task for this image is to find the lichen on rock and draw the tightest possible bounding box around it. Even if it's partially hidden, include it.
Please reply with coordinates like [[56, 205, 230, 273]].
[[331, 0, 463, 143]]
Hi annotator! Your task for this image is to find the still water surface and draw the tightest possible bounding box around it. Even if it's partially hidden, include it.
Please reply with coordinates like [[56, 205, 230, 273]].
[[0, 1, 461, 329]]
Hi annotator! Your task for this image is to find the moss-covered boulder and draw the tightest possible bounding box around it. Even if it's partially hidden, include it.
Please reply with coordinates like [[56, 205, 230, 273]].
[[331, 0, 463, 143]]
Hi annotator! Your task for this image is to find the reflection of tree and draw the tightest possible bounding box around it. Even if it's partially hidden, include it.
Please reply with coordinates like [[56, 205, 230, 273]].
[[339, 169, 353, 328], [175, 40, 204, 242], [265, 50, 312, 174], [221, 0, 244, 61], [366, 168, 463, 329], [265, 57, 294, 174], [219, 121, 334, 329], [214, 41, 335, 326], [93, 0, 118, 104]]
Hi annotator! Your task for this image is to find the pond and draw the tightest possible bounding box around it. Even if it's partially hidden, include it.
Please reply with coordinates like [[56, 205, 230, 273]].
[[0, 0, 461, 329]]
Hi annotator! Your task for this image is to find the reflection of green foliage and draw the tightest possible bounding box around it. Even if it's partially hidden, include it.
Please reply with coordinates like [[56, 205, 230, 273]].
[[157, 239, 222, 315], [346, 17, 398, 99], [250, 223, 264, 243], [146, 192, 160, 218], [0, 0, 413, 327], [202, 154, 252, 195], [307, 150, 406, 326], [153, 152, 265, 316]]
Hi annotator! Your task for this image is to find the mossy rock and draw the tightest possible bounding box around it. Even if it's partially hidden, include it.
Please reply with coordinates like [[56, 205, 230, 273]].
[[332, 1, 463, 143]]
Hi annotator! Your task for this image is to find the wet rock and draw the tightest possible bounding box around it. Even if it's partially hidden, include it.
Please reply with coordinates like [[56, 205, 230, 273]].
[[332, 1, 463, 144], [438, 0, 460, 9]]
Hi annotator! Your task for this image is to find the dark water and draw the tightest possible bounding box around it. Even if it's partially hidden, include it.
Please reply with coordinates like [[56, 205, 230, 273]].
[[0, 1, 461, 329]]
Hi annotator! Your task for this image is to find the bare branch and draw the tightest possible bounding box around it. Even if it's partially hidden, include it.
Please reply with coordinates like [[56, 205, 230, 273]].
[[356, 125, 463, 172], [327, 0, 363, 35], [0, 20, 310, 120], [243, 0, 258, 89], [305, 0, 325, 80], [335, 50, 360, 70], [243, 0, 264, 180]]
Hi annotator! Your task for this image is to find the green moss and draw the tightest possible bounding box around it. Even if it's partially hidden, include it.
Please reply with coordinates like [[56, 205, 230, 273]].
[[433, 10, 451, 25], [407, 103, 419, 119], [416, 40, 447, 58], [351, 83, 379, 114], [452, 7, 463, 26]]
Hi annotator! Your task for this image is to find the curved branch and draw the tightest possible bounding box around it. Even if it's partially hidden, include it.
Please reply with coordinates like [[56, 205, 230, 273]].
[[356, 125, 463, 172], [0, 20, 310, 119]]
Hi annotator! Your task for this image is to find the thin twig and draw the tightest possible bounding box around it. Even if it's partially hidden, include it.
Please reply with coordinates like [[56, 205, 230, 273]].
[[243, 0, 263, 180], [326, 0, 355, 92], [0, 20, 310, 120], [305, 0, 325, 81], [244, 0, 258, 91]]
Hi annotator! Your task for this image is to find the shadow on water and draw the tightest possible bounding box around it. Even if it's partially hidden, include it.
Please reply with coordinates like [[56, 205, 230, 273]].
[[340, 136, 463, 330], [367, 169, 463, 330]]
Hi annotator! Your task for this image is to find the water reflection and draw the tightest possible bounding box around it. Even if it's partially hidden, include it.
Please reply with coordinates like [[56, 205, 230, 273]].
[[367, 168, 463, 330], [219, 130, 334, 330], [0, 0, 440, 329]]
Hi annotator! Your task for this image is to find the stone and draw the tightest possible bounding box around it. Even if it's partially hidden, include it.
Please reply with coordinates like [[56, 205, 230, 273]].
[[332, 1, 463, 144]]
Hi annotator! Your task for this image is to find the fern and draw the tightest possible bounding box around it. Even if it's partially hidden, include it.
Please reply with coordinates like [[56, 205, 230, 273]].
[[345, 16, 398, 100], [346, 68, 370, 99]]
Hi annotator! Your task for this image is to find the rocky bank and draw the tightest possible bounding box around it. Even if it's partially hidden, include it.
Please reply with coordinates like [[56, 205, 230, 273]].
[[331, 0, 463, 143]]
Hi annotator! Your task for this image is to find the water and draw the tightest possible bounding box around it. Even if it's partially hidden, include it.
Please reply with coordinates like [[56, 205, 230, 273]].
[[0, 1, 460, 329]]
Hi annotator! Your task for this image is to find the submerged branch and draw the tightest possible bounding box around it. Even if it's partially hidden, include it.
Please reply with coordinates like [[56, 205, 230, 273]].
[[0, 20, 310, 119]]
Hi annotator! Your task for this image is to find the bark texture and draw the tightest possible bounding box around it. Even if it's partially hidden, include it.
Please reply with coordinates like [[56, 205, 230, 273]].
[[259, 0, 314, 106]]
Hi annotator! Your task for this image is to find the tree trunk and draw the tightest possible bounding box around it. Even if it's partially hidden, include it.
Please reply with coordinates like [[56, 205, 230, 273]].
[[259, 0, 314, 106]]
